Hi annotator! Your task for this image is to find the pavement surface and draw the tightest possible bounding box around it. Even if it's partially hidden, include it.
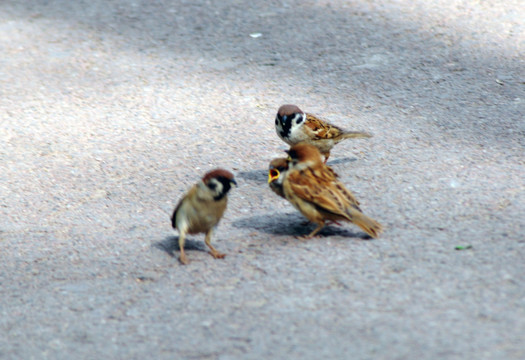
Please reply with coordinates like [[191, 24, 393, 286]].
[[1, 0, 524, 359]]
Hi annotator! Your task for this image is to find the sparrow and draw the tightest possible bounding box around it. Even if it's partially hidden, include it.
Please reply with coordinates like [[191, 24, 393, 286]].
[[171, 169, 237, 264], [282, 142, 383, 239], [269, 156, 342, 227], [275, 104, 372, 162], [268, 157, 289, 198]]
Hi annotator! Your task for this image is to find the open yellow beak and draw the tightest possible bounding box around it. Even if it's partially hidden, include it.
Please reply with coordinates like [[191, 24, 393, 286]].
[[268, 168, 280, 184]]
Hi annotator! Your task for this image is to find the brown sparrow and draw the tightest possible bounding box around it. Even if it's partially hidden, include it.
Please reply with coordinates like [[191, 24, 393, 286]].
[[269, 156, 342, 227], [171, 169, 236, 264], [268, 157, 289, 198], [275, 104, 372, 162], [282, 143, 383, 239]]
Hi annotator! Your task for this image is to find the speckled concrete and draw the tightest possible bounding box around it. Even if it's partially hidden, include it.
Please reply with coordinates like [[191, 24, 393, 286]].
[[1, 0, 524, 359]]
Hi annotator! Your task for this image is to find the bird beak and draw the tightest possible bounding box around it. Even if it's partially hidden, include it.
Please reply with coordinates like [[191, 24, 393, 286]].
[[268, 169, 280, 184], [230, 179, 237, 186]]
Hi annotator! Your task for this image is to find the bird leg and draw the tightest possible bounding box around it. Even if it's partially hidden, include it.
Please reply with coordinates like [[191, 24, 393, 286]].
[[298, 222, 325, 240], [323, 152, 330, 164], [178, 231, 189, 265], [205, 230, 226, 259], [328, 220, 343, 226]]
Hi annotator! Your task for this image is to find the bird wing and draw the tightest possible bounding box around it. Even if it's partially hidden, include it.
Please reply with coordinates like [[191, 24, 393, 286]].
[[286, 167, 360, 219], [305, 113, 372, 141], [171, 185, 197, 229], [320, 166, 360, 205], [304, 113, 345, 140]]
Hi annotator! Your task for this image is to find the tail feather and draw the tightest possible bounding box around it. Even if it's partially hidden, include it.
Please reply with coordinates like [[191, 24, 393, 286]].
[[340, 131, 372, 140], [347, 208, 383, 238]]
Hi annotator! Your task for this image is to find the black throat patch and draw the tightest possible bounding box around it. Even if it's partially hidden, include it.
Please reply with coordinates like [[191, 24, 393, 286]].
[[278, 115, 292, 138]]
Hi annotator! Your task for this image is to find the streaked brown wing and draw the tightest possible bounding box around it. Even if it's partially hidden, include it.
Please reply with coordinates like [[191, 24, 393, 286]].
[[304, 113, 344, 140], [287, 168, 357, 219], [316, 165, 360, 207]]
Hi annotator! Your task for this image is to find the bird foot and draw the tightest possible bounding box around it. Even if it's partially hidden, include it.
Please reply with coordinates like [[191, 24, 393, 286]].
[[210, 250, 226, 259], [296, 234, 315, 241], [297, 224, 324, 240], [179, 253, 189, 265]]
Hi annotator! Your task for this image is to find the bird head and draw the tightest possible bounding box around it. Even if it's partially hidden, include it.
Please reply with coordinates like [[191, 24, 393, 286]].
[[268, 157, 288, 184], [202, 169, 237, 200], [268, 157, 289, 198], [285, 143, 323, 169], [275, 104, 305, 139]]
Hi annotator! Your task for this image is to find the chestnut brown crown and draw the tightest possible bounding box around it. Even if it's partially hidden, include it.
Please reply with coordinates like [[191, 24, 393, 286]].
[[202, 169, 235, 183], [286, 143, 323, 165], [277, 104, 303, 117], [202, 168, 236, 201]]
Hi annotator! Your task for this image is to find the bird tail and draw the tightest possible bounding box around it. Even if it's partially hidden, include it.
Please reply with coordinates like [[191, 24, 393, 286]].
[[347, 207, 383, 238], [340, 131, 372, 139]]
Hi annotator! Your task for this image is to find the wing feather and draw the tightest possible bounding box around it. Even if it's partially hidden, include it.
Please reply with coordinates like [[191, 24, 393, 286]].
[[304, 113, 344, 140], [286, 167, 360, 219]]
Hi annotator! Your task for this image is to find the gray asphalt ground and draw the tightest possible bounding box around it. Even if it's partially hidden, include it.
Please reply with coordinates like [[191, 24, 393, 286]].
[[1, 0, 524, 359]]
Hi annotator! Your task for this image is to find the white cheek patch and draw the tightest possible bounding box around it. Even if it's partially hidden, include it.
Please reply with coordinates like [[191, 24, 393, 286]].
[[292, 113, 304, 125], [210, 179, 223, 196], [216, 181, 224, 196], [288, 114, 309, 142], [290, 114, 304, 138]]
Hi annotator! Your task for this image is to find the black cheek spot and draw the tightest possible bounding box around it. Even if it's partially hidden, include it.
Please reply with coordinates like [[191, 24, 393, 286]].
[[295, 116, 303, 125], [207, 182, 217, 191], [213, 178, 232, 201]]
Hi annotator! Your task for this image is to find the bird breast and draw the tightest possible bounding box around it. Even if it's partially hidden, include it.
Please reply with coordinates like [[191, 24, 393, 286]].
[[287, 124, 312, 144], [179, 193, 227, 234]]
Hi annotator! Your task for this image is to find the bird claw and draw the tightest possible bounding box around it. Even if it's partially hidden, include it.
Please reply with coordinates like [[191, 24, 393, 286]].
[[179, 254, 189, 265], [210, 251, 226, 259]]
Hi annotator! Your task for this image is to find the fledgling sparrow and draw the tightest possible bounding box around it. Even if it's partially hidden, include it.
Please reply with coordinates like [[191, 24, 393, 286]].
[[282, 143, 383, 239], [171, 169, 237, 264], [268, 157, 289, 198], [275, 104, 372, 163]]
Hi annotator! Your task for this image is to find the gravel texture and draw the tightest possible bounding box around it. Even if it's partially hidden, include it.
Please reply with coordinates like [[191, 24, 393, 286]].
[[1, 0, 524, 359]]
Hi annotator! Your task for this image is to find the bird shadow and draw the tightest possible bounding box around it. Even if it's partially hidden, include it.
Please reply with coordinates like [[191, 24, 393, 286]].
[[326, 157, 357, 166], [237, 169, 267, 183], [232, 211, 373, 240], [153, 236, 208, 257], [237, 157, 357, 184]]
